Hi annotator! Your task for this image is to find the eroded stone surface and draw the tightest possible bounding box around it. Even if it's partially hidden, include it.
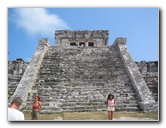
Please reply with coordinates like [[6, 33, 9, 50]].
[[8, 30, 158, 113]]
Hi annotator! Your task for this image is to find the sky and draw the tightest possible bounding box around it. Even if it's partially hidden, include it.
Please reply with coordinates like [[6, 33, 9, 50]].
[[8, 8, 158, 62]]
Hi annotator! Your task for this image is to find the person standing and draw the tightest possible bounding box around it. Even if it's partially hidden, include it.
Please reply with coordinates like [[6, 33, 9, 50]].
[[8, 97, 25, 121], [31, 96, 43, 120], [106, 94, 116, 120]]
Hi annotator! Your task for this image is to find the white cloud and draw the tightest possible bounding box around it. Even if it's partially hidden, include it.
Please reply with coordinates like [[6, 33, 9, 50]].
[[12, 8, 70, 36]]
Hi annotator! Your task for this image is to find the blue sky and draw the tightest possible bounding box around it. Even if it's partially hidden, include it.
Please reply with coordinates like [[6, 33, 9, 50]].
[[8, 8, 158, 62]]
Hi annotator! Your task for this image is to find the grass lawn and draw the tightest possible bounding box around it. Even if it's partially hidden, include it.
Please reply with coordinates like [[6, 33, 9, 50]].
[[24, 111, 158, 121]]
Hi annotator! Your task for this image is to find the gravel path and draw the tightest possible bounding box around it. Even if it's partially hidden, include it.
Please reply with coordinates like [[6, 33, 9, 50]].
[[113, 117, 155, 121], [54, 117, 155, 121]]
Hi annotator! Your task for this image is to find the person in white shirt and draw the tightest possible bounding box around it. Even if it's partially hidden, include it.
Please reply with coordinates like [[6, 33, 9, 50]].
[[8, 97, 25, 121]]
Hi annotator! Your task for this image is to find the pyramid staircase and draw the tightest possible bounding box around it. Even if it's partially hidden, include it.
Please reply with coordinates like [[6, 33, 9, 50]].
[[25, 46, 141, 113]]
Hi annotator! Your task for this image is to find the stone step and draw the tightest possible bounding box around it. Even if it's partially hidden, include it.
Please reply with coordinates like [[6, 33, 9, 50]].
[[25, 46, 141, 112], [26, 94, 138, 105], [39, 67, 125, 71], [33, 84, 136, 90], [23, 105, 141, 113], [38, 75, 123, 80]]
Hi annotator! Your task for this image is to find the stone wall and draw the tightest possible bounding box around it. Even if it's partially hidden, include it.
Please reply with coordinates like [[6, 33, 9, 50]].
[[8, 58, 29, 76], [113, 38, 157, 112], [8, 59, 158, 103], [135, 61, 158, 101], [9, 38, 50, 106], [8, 58, 29, 100], [55, 30, 109, 47]]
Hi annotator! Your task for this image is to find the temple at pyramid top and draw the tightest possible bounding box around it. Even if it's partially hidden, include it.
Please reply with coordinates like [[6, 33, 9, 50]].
[[55, 30, 109, 47]]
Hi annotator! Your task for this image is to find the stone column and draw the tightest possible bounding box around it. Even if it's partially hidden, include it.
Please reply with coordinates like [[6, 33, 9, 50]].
[[10, 38, 50, 107], [85, 42, 88, 47], [113, 38, 157, 112]]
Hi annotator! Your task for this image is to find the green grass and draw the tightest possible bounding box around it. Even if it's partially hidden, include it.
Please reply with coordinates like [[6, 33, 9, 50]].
[[24, 111, 158, 121]]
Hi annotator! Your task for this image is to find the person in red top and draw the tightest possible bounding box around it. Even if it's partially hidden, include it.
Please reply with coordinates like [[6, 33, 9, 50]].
[[105, 94, 116, 120], [31, 96, 43, 120]]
